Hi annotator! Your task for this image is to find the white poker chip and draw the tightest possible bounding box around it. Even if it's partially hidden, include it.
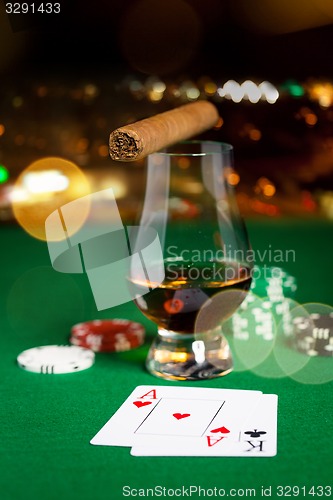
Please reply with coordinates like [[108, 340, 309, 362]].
[[17, 345, 95, 374]]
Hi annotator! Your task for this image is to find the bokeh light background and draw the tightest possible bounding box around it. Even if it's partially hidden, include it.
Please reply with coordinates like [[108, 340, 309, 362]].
[[1, 0, 333, 225]]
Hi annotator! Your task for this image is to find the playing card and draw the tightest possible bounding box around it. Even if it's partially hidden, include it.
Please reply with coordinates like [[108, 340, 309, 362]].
[[131, 389, 265, 452], [130, 394, 277, 457], [135, 397, 225, 437], [90, 385, 262, 447]]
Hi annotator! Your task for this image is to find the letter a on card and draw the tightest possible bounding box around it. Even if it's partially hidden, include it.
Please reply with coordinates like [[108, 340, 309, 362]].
[[139, 389, 157, 400], [206, 436, 226, 447]]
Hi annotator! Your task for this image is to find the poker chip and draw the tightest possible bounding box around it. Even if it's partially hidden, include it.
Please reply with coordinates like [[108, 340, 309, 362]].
[[293, 313, 333, 357], [17, 345, 95, 374], [70, 319, 145, 352], [248, 266, 297, 336], [223, 267, 298, 345], [251, 266, 297, 301], [222, 266, 298, 372]]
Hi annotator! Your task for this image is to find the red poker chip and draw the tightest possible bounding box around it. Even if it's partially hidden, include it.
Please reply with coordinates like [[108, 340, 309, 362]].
[[70, 319, 145, 352], [69, 336, 143, 352]]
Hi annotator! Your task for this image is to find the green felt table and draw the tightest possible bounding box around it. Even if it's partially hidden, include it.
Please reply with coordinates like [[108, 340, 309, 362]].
[[1, 219, 333, 500]]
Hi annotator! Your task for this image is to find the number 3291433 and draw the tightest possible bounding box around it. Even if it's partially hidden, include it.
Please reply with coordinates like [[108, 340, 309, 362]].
[[5, 3, 61, 14]]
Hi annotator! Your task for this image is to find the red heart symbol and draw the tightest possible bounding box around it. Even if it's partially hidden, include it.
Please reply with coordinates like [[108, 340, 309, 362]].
[[133, 401, 152, 408], [210, 426, 230, 434], [173, 413, 191, 420]]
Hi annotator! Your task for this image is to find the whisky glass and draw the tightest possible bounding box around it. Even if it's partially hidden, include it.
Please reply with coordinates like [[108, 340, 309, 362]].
[[130, 141, 252, 380]]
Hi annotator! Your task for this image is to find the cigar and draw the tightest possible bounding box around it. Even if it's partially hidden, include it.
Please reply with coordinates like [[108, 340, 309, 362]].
[[109, 101, 219, 161]]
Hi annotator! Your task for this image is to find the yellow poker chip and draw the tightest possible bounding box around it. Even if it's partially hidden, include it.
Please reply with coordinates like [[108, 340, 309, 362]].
[[17, 345, 95, 374]]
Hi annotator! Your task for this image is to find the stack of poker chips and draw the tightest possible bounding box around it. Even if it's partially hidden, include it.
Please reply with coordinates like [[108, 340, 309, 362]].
[[228, 266, 297, 341], [293, 313, 333, 357], [228, 266, 333, 358], [70, 319, 145, 352], [17, 345, 95, 374]]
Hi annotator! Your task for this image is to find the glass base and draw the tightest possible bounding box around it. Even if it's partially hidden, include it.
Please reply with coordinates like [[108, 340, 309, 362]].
[[146, 327, 233, 381]]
